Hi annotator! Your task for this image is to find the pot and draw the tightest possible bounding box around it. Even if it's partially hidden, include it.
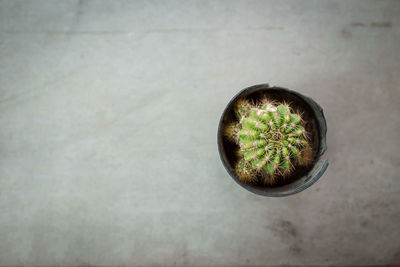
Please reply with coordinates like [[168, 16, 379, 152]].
[[217, 84, 328, 197]]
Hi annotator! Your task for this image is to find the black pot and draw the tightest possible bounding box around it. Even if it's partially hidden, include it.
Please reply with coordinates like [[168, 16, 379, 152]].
[[217, 84, 328, 197]]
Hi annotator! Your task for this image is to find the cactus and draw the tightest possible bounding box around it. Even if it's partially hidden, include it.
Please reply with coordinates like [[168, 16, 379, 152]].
[[224, 98, 311, 184]]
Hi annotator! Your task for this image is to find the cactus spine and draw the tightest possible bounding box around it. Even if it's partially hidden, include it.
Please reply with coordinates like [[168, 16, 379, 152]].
[[224, 98, 310, 184]]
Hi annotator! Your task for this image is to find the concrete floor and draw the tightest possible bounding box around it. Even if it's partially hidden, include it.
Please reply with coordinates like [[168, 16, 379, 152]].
[[1, 0, 399, 266]]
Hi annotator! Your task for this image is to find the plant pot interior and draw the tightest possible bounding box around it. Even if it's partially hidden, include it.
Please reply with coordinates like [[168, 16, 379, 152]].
[[219, 86, 322, 192]]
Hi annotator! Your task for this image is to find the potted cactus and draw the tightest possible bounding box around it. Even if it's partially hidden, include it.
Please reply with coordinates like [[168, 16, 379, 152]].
[[217, 84, 328, 197]]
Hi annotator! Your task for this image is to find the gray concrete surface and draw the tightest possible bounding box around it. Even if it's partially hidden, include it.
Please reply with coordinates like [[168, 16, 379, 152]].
[[1, 0, 399, 266]]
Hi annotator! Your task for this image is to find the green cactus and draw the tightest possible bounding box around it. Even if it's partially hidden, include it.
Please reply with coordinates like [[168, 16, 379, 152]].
[[224, 99, 311, 184]]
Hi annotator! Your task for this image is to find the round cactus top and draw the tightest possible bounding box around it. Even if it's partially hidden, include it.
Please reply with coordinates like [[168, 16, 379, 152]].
[[224, 99, 311, 184]]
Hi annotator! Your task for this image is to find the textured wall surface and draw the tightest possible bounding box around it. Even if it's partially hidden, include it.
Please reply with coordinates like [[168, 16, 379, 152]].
[[0, 0, 399, 266]]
